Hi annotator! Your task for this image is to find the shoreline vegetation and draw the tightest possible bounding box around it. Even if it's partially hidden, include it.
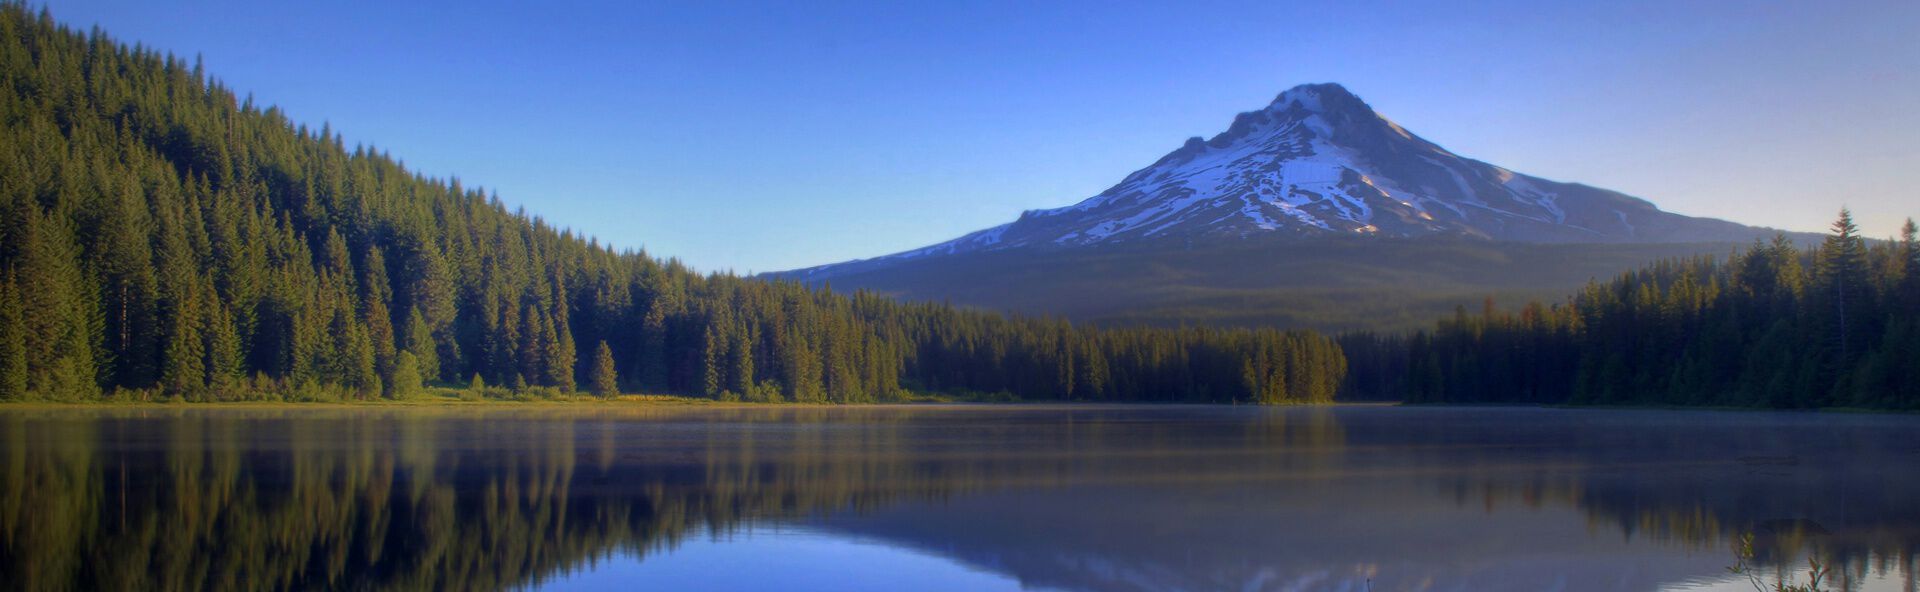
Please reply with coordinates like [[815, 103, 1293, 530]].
[[4, 395, 1908, 414], [0, 387, 1341, 407]]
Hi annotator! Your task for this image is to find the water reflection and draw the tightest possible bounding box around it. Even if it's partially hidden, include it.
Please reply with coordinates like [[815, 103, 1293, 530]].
[[0, 406, 1915, 591]]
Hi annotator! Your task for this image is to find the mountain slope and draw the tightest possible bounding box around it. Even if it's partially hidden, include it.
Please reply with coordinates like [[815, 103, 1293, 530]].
[[790, 238, 1764, 332], [776, 84, 1808, 330]]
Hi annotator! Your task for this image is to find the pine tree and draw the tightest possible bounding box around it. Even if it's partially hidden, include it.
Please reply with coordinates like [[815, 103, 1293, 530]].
[[543, 308, 575, 391], [405, 246, 458, 380], [0, 273, 27, 400], [1900, 218, 1919, 306], [332, 302, 379, 398], [634, 274, 675, 392], [94, 174, 160, 388], [161, 292, 207, 396], [516, 303, 545, 387], [391, 351, 423, 399], [203, 293, 244, 396], [404, 307, 439, 382], [701, 316, 727, 398], [589, 341, 618, 397], [361, 246, 397, 384], [728, 324, 756, 396], [15, 209, 100, 399], [1819, 208, 1870, 366], [287, 302, 327, 387]]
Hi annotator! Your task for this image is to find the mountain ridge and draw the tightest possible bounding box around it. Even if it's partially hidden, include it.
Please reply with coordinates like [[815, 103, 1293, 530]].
[[769, 83, 1819, 331], [784, 83, 1798, 282]]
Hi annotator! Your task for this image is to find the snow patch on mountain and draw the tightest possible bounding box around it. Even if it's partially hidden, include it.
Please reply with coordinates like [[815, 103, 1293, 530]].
[[782, 83, 1788, 280]]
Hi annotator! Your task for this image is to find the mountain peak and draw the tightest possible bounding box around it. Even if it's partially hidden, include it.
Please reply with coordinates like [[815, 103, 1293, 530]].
[[1268, 82, 1363, 111], [784, 83, 1783, 279]]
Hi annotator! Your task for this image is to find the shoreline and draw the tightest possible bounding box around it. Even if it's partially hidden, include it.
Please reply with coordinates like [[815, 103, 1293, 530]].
[[2, 398, 1907, 415]]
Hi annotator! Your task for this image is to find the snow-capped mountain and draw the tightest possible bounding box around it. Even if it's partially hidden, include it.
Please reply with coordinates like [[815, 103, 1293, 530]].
[[789, 83, 1774, 280]]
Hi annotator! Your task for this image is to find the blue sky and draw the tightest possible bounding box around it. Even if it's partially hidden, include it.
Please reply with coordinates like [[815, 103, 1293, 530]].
[[40, 0, 1920, 272]]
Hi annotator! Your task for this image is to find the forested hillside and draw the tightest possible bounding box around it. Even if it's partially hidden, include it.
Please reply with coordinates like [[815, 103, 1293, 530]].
[[1352, 212, 1920, 408], [0, 4, 1346, 404], [771, 237, 1761, 332]]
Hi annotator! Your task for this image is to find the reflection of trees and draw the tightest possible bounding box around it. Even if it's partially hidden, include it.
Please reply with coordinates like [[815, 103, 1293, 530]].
[[0, 407, 1913, 591], [3, 410, 612, 591], [1455, 476, 1920, 590], [1410, 411, 1920, 582], [6, 409, 723, 591], [0, 407, 1347, 591]]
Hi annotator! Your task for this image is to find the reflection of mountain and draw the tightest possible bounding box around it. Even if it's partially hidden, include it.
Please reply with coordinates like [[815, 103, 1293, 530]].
[[811, 408, 1920, 592], [0, 406, 1334, 591], [1, 407, 1916, 591], [816, 485, 1715, 592]]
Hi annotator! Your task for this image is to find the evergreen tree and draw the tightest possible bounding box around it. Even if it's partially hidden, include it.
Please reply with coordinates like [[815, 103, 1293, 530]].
[[93, 175, 161, 388], [405, 246, 458, 380], [543, 309, 575, 391], [203, 294, 244, 396], [701, 314, 728, 398], [589, 341, 618, 397], [728, 324, 756, 396], [0, 273, 26, 400], [391, 351, 423, 399], [1368, 210, 1919, 410], [1818, 208, 1869, 365], [1900, 218, 1919, 306], [361, 246, 397, 383], [404, 307, 439, 382], [161, 291, 207, 397], [14, 210, 100, 399]]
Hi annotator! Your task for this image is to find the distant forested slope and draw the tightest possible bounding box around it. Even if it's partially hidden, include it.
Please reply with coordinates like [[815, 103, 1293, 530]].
[[0, 4, 1345, 404], [1346, 213, 1920, 408], [774, 237, 1763, 333]]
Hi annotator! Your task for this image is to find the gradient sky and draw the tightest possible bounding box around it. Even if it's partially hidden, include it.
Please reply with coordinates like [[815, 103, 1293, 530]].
[[40, 0, 1920, 273]]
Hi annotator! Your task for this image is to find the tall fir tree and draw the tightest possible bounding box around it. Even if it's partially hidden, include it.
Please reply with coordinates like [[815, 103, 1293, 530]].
[[14, 208, 102, 399], [403, 307, 439, 382], [361, 246, 398, 385], [589, 341, 618, 397], [0, 273, 27, 400], [390, 351, 424, 399], [1818, 208, 1870, 368]]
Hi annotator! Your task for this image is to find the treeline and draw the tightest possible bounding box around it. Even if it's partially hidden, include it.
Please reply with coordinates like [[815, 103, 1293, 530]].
[[1357, 211, 1920, 409], [0, 4, 1346, 404]]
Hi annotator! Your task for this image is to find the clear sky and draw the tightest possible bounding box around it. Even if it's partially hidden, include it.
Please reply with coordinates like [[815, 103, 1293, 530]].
[[38, 0, 1920, 273]]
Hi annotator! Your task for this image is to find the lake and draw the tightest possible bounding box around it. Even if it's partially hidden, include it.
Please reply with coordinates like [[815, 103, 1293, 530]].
[[1, 405, 1916, 591]]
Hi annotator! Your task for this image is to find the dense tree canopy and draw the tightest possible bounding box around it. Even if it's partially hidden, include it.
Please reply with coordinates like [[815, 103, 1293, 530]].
[[1357, 211, 1920, 409], [0, 4, 1345, 404]]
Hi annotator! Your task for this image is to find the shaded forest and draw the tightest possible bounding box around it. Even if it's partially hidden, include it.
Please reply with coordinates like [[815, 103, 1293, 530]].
[[0, 4, 1346, 405], [1345, 212, 1920, 409]]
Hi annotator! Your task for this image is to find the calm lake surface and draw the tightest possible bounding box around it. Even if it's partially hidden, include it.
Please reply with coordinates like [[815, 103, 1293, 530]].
[[2, 405, 1917, 591]]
